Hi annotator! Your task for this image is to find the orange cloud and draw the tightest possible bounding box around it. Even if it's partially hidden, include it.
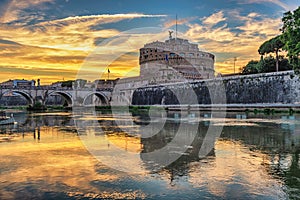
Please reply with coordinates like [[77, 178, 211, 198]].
[[0, 6, 287, 84], [202, 11, 226, 26], [164, 18, 191, 28], [184, 11, 283, 74], [0, 13, 167, 84]]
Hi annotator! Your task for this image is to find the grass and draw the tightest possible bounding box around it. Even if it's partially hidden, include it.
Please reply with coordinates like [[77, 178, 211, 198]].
[[94, 105, 165, 114], [0, 106, 27, 110], [245, 108, 298, 115]]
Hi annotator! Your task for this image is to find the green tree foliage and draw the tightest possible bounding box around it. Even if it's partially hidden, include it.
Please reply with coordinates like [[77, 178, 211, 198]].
[[242, 6, 299, 75], [242, 60, 260, 74], [281, 6, 300, 71], [258, 35, 284, 72], [242, 56, 292, 74]]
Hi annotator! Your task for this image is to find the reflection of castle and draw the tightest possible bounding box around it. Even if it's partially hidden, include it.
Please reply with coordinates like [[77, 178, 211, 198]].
[[113, 33, 215, 104], [140, 118, 215, 177]]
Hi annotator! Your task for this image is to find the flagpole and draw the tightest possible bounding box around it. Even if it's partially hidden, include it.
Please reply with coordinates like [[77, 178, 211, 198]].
[[175, 14, 177, 39], [233, 57, 237, 74]]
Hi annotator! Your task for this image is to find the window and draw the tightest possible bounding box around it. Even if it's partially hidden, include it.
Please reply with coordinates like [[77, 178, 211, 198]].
[[170, 53, 176, 57]]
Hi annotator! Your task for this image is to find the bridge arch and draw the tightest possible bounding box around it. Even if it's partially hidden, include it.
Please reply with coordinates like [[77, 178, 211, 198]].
[[0, 90, 34, 106], [47, 91, 73, 107], [83, 92, 109, 106]]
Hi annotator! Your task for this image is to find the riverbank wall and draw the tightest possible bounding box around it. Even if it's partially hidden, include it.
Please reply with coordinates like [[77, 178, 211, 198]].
[[131, 70, 300, 108]]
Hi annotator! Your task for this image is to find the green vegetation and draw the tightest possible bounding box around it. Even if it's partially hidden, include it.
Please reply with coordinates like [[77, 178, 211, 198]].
[[258, 35, 284, 72], [281, 7, 300, 72], [246, 108, 299, 115], [242, 56, 292, 74], [242, 6, 300, 74], [0, 106, 27, 110], [27, 102, 47, 111], [94, 105, 165, 115], [47, 105, 67, 110]]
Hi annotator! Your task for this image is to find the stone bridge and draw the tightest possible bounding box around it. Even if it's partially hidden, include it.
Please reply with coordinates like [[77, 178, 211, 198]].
[[0, 86, 112, 107]]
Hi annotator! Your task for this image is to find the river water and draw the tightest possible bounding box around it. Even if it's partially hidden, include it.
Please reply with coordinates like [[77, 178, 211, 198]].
[[0, 110, 299, 199]]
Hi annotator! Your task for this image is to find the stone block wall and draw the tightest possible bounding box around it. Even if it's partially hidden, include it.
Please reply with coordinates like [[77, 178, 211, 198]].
[[132, 70, 300, 105]]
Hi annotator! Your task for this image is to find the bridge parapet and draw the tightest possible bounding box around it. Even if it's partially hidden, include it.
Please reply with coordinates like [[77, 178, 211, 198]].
[[0, 87, 113, 107]]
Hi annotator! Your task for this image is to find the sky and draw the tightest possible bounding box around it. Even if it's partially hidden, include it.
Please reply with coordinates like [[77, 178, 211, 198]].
[[0, 0, 299, 84]]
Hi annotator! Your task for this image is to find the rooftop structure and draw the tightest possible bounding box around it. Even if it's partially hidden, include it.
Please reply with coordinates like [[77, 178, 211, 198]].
[[0, 79, 36, 88]]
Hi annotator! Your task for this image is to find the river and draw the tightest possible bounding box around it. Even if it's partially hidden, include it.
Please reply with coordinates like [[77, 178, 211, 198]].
[[0, 110, 299, 199]]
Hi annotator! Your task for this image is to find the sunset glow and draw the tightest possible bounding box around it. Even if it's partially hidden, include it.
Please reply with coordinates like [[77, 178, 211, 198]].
[[0, 0, 298, 84]]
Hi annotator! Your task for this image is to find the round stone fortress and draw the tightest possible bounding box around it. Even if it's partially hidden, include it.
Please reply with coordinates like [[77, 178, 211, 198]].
[[139, 35, 215, 82], [112, 33, 216, 105]]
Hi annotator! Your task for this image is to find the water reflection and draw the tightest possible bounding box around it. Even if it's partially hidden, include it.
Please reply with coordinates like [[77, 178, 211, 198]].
[[0, 111, 299, 199]]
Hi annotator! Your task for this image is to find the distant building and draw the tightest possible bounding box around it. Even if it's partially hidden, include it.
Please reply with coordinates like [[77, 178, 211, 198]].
[[94, 79, 118, 89], [221, 73, 242, 77], [0, 79, 35, 88], [51, 81, 63, 88]]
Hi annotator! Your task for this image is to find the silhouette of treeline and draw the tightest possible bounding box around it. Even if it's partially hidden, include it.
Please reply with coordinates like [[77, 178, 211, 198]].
[[242, 6, 300, 74]]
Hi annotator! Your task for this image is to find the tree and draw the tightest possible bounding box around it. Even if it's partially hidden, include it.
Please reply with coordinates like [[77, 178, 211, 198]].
[[258, 35, 284, 72], [242, 56, 292, 75], [260, 56, 277, 72], [281, 6, 300, 71], [242, 60, 260, 74]]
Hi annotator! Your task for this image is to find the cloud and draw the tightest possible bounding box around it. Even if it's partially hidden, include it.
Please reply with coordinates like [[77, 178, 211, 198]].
[[237, 17, 281, 38], [184, 10, 283, 74], [0, 39, 88, 83], [0, 0, 291, 83], [202, 11, 226, 26], [1, 13, 167, 51], [236, 0, 293, 11], [164, 17, 191, 28], [0, 0, 53, 23], [50, 13, 167, 24], [0, 12, 168, 83], [0, 65, 78, 84], [185, 23, 236, 42]]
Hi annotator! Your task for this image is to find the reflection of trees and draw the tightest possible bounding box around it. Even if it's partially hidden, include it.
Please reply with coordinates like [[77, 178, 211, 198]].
[[21, 113, 73, 128], [221, 123, 300, 199], [221, 125, 294, 152], [268, 149, 300, 199], [62, 110, 300, 198], [286, 149, 300, 198], [137, 112, 300, 190], [1, 112, 74, 134]]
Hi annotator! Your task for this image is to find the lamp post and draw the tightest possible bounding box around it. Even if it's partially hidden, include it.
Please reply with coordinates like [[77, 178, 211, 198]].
[[233, 57, 237, 74]]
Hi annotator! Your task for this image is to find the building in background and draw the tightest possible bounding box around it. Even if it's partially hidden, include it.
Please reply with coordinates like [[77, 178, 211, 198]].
[[0, 79, 35, 88]]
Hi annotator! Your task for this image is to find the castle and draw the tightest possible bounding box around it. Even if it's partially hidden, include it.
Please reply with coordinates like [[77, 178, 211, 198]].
[[112, 32, 216, 105]]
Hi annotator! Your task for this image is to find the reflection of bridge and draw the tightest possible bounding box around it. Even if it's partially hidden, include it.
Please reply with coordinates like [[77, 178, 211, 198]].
[[0, 86, 112, 107]]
